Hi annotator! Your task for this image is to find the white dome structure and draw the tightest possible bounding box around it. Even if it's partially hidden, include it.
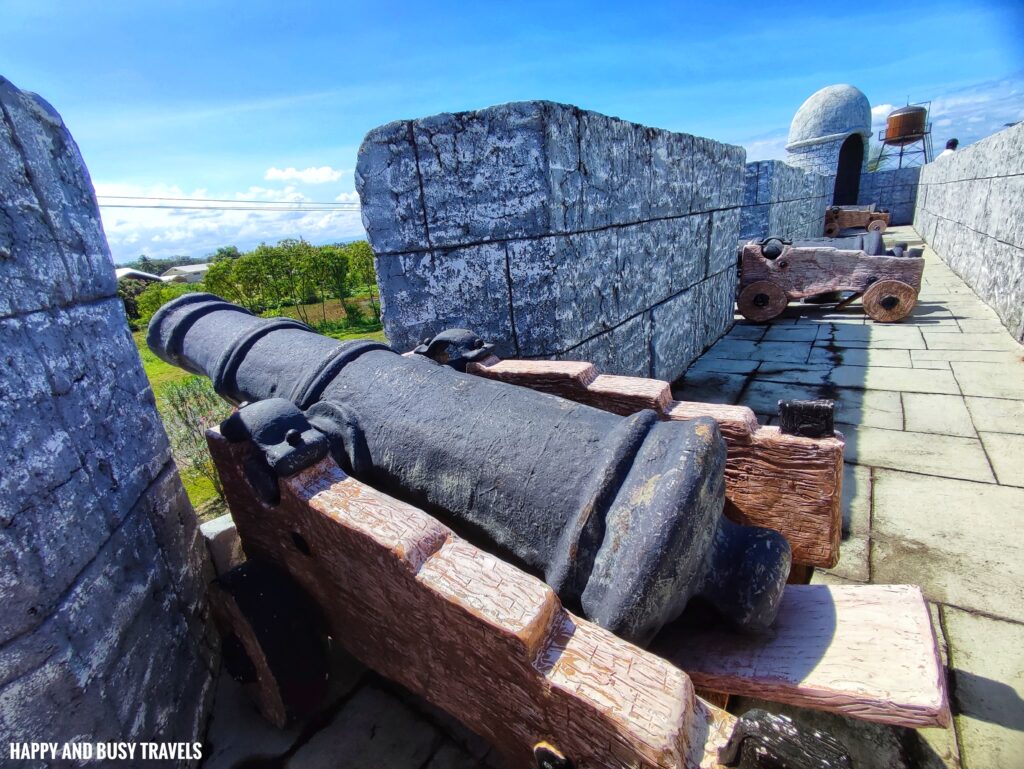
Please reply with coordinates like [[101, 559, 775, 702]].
[[785, 84, 872, 205], [787, 85, 872, 150]]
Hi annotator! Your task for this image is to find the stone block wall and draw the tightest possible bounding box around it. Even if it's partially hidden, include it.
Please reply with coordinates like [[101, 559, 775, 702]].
[[0, 77, 215, 757], [739, 160, 830, 240], [356, 101, 745, 381], [858, 166, 920, 225], [914, 122, 1024, 342]]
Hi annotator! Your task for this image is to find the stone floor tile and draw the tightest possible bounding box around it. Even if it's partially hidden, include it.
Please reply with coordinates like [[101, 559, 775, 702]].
[[842, 462, 871, 537], [979, 432, 1024, 487], [912, 349, 1021, 367], [807, 345, 912, 368], [684, 356, 761, 375], [871, 471, 1024, 622], [952, 362, 1024, 400], [725, 323, 766, 341], [956, 319, 1012, 335], [823, 324, 926, 349], [825, 534, 869, 582], [202, 673, 305, 769], [829, 365, 961, 395], [943, 607, 1024, 769], [748, 361, 833, 382], [924, 332, 1022, 352], [287, 685, 439, 769], [702, 339, 812, 363], [902, 393, 977, 438], [798, 314, 867, 325], [762, 324, 818, 342], [844, 428, 994, 482], [739, 381, 903, 430], [966, 396, 1024, 435], [672, 370, 748, 404]]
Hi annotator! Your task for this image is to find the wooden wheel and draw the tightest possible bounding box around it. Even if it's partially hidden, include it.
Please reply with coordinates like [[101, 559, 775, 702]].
[[824, 222, 841, 238], [738, 281, 788, 322], [867, 218, 887, 233], [862, 280, 917, 322]]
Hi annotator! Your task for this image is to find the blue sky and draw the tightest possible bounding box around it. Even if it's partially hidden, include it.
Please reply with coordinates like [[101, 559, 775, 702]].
[[2, 0, 1022, 263]]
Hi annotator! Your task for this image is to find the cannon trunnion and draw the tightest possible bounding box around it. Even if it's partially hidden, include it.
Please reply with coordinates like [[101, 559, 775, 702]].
[[149, 294, 790, 643]]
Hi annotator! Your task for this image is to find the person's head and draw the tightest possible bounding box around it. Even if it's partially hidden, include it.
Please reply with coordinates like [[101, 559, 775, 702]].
[[946, 138, 959, 150]]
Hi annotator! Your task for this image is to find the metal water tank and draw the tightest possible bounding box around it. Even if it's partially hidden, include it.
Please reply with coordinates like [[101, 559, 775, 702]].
[[885, 105, 928, 145]]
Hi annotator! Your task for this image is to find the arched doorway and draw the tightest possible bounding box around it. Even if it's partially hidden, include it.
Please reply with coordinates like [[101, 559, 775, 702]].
[[833, 134, 863, 205]]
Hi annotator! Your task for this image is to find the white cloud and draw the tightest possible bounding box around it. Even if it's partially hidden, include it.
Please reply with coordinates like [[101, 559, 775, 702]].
[[239, 185, 308, 202], [95, 182, 364, 262], [264, 165, 344, 184], [334, 191, 361, 204], [742, 134, 789, 161]]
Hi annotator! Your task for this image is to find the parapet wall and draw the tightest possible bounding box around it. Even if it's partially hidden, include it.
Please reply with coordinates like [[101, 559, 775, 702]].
[[356, 101, 745, 381], [859, 166, 920, 225], [740, 160, 830, 240], [914, 123, 1024, 341], [0, 77, 215, 756]]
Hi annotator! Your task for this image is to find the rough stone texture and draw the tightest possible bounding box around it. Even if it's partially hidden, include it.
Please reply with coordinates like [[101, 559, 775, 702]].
[[356, 101, 745, 379], [859, 167, 921, 225], [739, 160, 831, 240], [914, 121, 1024, 341], [0, 76, 215, 760], [785, 85, 871, 182]]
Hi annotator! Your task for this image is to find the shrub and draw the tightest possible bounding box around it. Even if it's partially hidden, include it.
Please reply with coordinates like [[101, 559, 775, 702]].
[[341, 298, 366, 326], [161, 376, 233, 504]]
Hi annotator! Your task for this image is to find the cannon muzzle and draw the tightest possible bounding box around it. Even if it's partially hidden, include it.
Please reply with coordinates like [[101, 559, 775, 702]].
[[149, 293, 790, 643]]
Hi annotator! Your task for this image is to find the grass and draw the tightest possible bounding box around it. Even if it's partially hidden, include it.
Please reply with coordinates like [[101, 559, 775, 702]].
[[132, 298, 389, 518]]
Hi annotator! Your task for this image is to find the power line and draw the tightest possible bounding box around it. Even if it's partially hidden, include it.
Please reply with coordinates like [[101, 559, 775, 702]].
[[99, 203, 361, 211], [97, 193, 360, 206]]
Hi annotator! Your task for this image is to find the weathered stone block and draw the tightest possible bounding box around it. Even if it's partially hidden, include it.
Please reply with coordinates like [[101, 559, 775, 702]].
[[0, 77, 115, 318], [376, 242, 515, 354], [360, 101, 745, 375], [508, 216, 710, 356], [651, 268, 737, 382], [556, 311, 653, 377], [0, 75, 214, 758], [357, 100, 744, 254]]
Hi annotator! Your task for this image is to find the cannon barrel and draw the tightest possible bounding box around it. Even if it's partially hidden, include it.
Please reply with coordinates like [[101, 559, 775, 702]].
[[149, 294, 790, 643]]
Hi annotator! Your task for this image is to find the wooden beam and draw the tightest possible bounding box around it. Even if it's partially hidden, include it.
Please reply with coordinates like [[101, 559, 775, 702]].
[[739, 245, 924, 299], [467, 357, 844, 568], [207, 430, 738, 769], [654, 585, 951, 729]]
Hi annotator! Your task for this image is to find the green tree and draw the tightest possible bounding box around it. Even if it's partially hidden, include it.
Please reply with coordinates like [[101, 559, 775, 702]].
[[347, 241, 380, 321], [136, 281, 194, 325], [211, 245, 241, 261], [117, 278, 148, 326]]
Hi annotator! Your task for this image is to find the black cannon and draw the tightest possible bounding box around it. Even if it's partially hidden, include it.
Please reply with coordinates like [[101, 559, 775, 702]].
[[149, 294, 791, 644]]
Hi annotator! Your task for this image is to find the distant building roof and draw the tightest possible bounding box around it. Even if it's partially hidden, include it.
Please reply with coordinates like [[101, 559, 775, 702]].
[[787, 84, 872, 150], [161, 263, 210, 276], [115, 267, 163, 282]]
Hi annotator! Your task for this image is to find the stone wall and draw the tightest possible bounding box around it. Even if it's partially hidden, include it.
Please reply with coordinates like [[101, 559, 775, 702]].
[[739, 160, 830, 240], [0, 77, 215, 759], [785, 138, 845, 179], [356, 101, 744, 381], [914, 123, 1024, 342], [858, 166, 920, 225]]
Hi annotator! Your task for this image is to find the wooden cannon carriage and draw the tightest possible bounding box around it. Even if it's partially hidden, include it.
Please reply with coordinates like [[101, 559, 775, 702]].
[[204, 355, 949, 768], [824, 204, 890, 237], [737, 237, 925, 323]]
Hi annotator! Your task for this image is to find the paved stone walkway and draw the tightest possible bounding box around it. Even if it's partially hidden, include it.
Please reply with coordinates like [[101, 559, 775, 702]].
[[204, 225, 1022, 769], [675, 226, 1024, 768]]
